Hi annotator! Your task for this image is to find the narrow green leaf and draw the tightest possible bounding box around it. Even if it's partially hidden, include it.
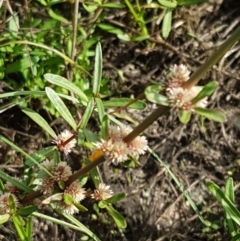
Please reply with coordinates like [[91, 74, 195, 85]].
[[101, 3, 125, 8], [101, 115, 109, 140], [21, 107, 57, 138], [45, 87, 77, 130], [132, 35, 150, 42], [150, 148, 210, 226], [26, 217, 32, 241], [25, 146, 56, 167], [162, 8, 172, 39], [158, 0, 177, 8], [0, 135, 52, 177], [0, 91, 80, 104], [44, 74, 88, 103], [179, 110, 191, 124], [194, 108, 227, 122], [74, 202, 88, 212], [95, 98, 105, 123], [103, 98, 147, 110], [225, 178, 234, 202], [178, 0, 207, 6], [12, 215, 28, 241], [0, 171, 32, 193], [17, 206, 37, 217], [224, 178, 238, 237], [97, 23, 123, 35], [105, 205, 127, 229], [0, 214, 10, 225], [192, 81, 218, 104], [207, 181, 240, 226], [47, 8, 68, 23], [105, 193, 126, 204], [9, 194, 16, 214], [93, 43, 102, 95], [80, 98, 94, 129]]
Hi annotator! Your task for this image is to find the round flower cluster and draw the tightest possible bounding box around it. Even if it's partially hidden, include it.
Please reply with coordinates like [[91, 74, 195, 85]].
[[94, 125, 148, 165], [40, 160, 72, 195], [53, 130, 77, 155], [0, 192, 19, 215], [91, 183, 113, 201], [56, 181, 86, 215], [164, 64, 208, 112]]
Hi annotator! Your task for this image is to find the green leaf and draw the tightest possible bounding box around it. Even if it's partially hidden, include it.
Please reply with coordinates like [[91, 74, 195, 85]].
[[0, 135, 52, 176], [0, 214, 10, 225], [132, 35, 150, 42], [9, 194, 16, 214], [224, 178, 238, 237], [191, 81, 218, 104], [64, 193, 73, 205], [6, 58, 32, 73], [79, 98, 94, 129], [25, 146, 56, 167], [194, 108, 227, 122], [12, 215, 28, 241], [26, 217, 32, 241], [8, 14, 19, 38], [47, 8, 68, 23], [44, 74, 88, 103], [103, 98, 147, 110], [117, 33, 130, 41], [179, 110, 191, 124], [0, 171, 32, 193], [42, 193, 63, 205], [74, 202, 88, 212], [97, 23, 123, 35], [105, 205, 127, 229], [101, 3, 125, 8], [177, 0, 207, 6], [93, 43, 102, 95], [207, 181, 240, 226], [101, 115, 109, 140], [231, 234, 240, 241], [145, 85, 168, 105], [158, 0, 177, 8], [45, 87, 77, 130], [21, 107, 57, 138], [162, 8, 172, 39], [105, 193, 126, 204], [17, 206, 37, 217], [95, 98, 105, 123]]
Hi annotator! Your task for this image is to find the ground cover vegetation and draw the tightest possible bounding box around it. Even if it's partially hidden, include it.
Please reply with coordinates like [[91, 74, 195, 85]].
[[0, 0, 240, 240]]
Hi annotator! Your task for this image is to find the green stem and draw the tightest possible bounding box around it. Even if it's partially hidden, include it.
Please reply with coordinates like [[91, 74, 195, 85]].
[[183, 25, 240, 89]]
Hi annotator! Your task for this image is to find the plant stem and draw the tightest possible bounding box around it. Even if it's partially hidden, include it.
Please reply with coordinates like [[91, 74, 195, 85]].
[[183, 25, 240, 89]]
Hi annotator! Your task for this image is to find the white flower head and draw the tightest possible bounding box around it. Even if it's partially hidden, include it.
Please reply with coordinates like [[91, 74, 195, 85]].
[[167, 86, 207, 111], [165, 64, 191, 88], [40, 176, 55, 195], [94, 125, 148, 165], [58, 181, 86, 215], [53, 130, 77, 155], [91, 183, 113, 201], [53, 162, 72, 182], [0, 192, 19, 215]]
